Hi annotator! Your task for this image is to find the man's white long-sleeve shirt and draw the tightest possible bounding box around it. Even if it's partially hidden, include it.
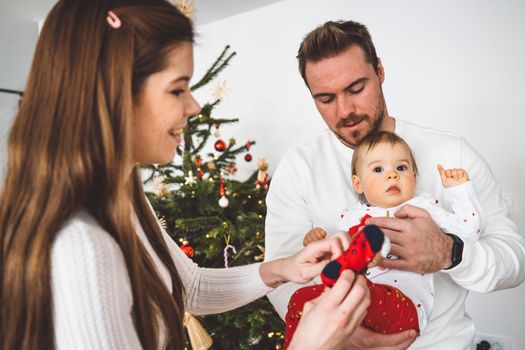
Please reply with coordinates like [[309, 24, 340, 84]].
[[264, 119, 525, 349]]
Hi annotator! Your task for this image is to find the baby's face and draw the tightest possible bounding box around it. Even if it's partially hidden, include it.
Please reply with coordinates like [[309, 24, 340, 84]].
[[352, 142, 416, 208]]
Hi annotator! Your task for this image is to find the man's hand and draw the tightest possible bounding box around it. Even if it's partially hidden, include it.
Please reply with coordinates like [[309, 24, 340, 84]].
[[366, 205, 453, 274], [437, 164, 469, 188], [343, 325, 417, 350]]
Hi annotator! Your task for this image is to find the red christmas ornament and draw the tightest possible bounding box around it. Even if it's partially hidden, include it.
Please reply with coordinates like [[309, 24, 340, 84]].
[[244, 153, 253, 162], [214, 139, 226, 152], [195, 156, 202, 167], [219, 176, 226, 196], [180, 240, 194, 258], [225, 163, 238, 176], [197, 168, 204, 178]]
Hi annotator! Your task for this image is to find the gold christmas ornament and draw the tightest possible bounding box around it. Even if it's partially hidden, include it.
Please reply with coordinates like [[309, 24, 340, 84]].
[[184, 312, 213, 350], [152, 175, 171, 197], [173, 0, 195, 21], [256, 158, 270, 190]]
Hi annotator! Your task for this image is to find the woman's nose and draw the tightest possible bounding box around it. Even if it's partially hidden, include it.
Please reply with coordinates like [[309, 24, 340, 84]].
[[185, 93, 201, 118]]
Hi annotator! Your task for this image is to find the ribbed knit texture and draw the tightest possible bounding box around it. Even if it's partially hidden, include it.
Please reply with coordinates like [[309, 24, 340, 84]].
[[51, 211, 272, 349]]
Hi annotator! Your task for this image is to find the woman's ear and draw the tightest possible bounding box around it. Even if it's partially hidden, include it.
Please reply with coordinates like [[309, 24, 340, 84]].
[[352, 174, 363, 193]]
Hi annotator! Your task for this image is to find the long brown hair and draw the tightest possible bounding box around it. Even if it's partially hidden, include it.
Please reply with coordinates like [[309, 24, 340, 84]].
[[0, 0, 193, 349]]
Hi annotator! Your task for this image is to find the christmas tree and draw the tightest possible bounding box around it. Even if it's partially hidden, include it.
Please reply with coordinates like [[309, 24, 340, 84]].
[[142, 45, 285, 349]]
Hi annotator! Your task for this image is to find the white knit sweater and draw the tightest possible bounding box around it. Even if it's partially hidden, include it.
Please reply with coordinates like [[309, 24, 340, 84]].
[[51, 210, 272, 349], [264, 119, 525, 349]]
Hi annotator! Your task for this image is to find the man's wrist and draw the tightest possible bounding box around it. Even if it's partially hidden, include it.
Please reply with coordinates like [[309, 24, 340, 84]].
[[441, 234, 453, 269], [443, 233, 464, 270]]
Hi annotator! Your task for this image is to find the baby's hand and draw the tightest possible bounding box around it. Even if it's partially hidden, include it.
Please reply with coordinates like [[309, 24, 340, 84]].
[[303, 227, 327, 246], [437, 164, 469, 188]]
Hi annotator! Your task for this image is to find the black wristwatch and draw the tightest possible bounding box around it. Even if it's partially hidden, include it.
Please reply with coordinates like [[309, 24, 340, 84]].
[[445, 233, 464, 270]]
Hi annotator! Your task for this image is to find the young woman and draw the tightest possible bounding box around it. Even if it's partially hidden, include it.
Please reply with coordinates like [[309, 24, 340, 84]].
[[0, 1, 369, 349]]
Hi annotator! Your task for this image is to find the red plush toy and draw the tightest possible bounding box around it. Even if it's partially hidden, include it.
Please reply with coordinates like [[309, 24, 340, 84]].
[[282, 221, 419, 349], [321, 222, 384, 287]]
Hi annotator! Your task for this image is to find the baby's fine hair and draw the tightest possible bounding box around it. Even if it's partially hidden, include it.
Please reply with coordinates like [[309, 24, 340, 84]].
[[351, 131, 418, 204], [351, 131, 418, 176]]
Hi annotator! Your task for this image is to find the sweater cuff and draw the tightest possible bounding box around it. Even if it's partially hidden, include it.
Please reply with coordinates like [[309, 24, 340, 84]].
[[444, 180, 475, 200]]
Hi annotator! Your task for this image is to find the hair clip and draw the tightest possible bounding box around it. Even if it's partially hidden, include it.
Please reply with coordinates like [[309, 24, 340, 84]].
[[106, 10, 122, 29]]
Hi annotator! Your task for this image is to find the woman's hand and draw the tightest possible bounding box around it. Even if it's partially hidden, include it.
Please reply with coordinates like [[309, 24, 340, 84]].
[[260, 231, 350, 288], [287, 270, 370, 350]]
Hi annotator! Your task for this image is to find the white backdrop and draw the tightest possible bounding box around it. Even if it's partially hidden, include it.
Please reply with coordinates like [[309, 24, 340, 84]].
[[192, 0, 525, 348], [0, 0, 523, 347]]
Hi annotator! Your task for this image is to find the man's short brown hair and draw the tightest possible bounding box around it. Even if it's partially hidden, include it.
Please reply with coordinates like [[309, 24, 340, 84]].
[[297, 20, 379, 87]]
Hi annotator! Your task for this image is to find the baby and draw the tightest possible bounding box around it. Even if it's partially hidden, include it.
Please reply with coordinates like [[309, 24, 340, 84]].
[[282, 131, 482, 348]]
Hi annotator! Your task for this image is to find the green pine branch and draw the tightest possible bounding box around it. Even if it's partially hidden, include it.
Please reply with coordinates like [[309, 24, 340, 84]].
[[191, 45, 236, 91], [141, 46, 284, 349]]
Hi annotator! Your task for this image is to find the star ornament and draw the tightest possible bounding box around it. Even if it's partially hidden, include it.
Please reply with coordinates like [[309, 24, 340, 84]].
[[184, 170, 197, 186], [211, 80, 230, 101]]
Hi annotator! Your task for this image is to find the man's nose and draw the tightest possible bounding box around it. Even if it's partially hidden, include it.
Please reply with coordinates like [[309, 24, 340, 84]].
[[335, 95, 355, 119]]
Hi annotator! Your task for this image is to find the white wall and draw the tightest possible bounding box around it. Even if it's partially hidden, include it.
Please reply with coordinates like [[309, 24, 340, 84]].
[[0, 94, 19, 179], [193, 0, 525, 348], [0, 15, 39, 181]]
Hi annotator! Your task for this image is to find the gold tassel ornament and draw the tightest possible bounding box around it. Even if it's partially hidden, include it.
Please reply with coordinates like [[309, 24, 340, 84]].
[[184, 312, 213, 350]]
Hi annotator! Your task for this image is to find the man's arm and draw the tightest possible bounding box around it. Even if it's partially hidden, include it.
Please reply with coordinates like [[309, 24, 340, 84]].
[[264, 154, 316, 318]]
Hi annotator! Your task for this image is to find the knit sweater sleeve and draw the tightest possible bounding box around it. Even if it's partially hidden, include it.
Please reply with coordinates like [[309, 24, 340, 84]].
[[51, 213, 142, 350], [443, 138, 525, 291], [161, 228, 272, 315]]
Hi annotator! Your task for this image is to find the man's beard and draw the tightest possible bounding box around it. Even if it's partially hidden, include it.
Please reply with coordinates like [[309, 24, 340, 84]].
[[333, 101, 386, 148]]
